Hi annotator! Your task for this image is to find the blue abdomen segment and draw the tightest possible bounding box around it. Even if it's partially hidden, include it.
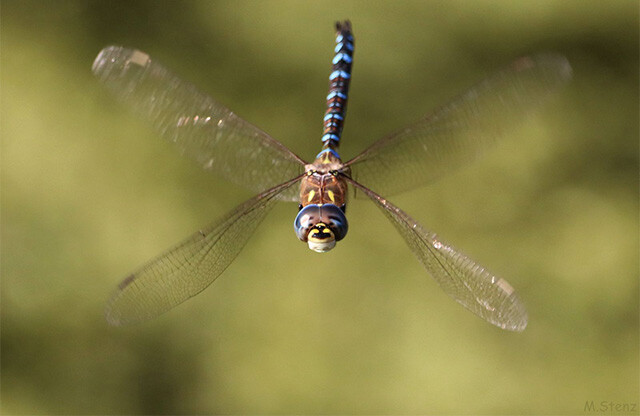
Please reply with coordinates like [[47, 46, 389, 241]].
[[320, 21, 354, 159]]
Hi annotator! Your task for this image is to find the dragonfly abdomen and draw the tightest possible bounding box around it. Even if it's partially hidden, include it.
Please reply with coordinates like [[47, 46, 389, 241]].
[[317, 21, 354, 161]]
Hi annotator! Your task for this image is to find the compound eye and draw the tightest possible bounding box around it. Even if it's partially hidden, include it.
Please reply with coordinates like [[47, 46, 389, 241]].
[[322, 204, 349, 241], [293, 205, 322, 242]]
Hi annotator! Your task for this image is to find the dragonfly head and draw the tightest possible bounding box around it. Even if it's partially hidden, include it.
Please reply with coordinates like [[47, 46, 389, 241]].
[[294, 203, 348, 253]]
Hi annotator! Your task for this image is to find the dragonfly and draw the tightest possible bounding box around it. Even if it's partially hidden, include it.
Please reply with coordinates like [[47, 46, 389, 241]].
[[93, 21, 571, 330]]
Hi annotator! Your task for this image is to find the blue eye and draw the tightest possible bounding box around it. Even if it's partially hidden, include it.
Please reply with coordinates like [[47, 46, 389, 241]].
[[294, 205, 321, 241], [324, 205, 348, 241]]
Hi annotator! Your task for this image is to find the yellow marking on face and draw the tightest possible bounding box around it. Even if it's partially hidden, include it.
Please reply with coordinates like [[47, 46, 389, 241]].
[[307, 190, 316, 202], [327, 190, 335, 203], [308, 224, 334, 242]]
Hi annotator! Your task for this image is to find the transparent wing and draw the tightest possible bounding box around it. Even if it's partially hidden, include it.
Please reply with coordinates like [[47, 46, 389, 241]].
[[105, 175, 303, 326], [346, 54, 572, 197], [92, 46, 306, 201], [347, 177, 527, 331]]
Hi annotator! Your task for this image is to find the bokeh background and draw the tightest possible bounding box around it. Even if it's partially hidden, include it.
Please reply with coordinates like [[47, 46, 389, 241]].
[[2, 0, 638, 414]]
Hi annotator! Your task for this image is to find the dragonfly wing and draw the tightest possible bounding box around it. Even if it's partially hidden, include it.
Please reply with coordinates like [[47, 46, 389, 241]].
[[346, 54, 572, 197], [347, 178, 527, 331], [93, 46, 306, 201], [105, 175, 303, 326]]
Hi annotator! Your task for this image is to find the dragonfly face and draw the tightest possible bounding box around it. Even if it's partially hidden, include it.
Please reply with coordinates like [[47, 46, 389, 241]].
[[93, 20, 571, 329], [294, 203, 348, 252]]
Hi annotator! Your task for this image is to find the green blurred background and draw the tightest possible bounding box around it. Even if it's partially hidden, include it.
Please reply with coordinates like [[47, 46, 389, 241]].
[[2, 0, 638, 414]]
